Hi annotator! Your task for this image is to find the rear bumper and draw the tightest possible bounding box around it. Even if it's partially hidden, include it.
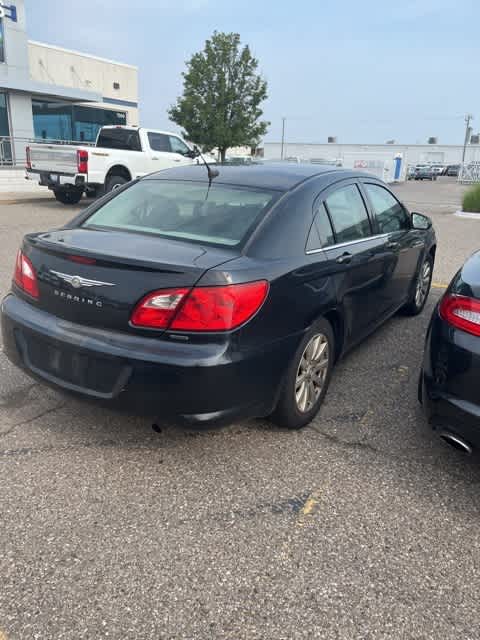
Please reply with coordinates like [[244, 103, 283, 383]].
[[1, 294, 299, 426], [420, 308, 480, 447], [26, 169, 87, 189]]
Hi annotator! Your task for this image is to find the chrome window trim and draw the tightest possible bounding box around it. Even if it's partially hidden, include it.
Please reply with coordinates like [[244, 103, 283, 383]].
[[305, 233, 389, 255]]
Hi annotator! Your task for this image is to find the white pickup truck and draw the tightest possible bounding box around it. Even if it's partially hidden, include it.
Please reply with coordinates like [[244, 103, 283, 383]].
[[26, 126, 207, 204]]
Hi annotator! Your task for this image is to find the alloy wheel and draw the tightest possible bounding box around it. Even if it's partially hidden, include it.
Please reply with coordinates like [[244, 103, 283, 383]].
[[295, 333, 329, 413], [415, 259, 432, 308]]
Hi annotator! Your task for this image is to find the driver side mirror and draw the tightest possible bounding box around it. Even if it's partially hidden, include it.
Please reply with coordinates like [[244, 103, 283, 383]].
[[187, 146, 200, 159], [411, 212, 432, 230]]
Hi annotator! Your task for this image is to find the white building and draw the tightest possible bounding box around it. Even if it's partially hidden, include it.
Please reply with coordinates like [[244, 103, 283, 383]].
[[0, 1, 138, 165], [262, 141, 480, 181]]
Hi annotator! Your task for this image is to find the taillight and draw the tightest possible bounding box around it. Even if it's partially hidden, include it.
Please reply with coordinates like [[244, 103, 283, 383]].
[[26, 146, 31, 170], [130, 281, 269, 331], [439, 294, 480, 337], [13, 250, 39, 299], [131, 288, 190, 329], [77, 149, 88, 173]]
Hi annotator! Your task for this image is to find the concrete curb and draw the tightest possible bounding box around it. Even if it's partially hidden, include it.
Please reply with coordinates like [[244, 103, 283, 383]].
[[454, 210, 480, 219]]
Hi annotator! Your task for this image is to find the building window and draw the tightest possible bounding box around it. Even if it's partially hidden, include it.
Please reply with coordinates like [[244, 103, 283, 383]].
[[0, 19, 5, 63], [32, 100, 73, 140], [73, 106, 126, 142], [0, 92, 12, 164], [32, 100, 126, 142]]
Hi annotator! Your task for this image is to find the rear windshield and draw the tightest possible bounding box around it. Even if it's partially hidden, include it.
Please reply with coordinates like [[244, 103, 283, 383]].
[[96, 128, 141, 151], [82, 180, 279, 247]]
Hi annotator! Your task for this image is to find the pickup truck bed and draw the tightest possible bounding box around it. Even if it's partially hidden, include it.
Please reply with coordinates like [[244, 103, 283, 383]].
[[26, 126, 205, 205]]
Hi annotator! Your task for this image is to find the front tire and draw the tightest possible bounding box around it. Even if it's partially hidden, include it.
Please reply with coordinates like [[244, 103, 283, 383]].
[[402, 254, 433, 316], [270, 318, 335, 429], [105, 174, 129, 193], [53, 187, 83, 205]]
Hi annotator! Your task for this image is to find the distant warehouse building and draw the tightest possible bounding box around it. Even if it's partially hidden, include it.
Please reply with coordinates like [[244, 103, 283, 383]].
[[262, 141, 480, 182], [0, 0, 138, 165]]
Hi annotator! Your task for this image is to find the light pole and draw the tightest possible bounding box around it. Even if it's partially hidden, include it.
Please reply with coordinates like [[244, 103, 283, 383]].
[[280, 117, 286, 160], [462, 113, 473, 166]]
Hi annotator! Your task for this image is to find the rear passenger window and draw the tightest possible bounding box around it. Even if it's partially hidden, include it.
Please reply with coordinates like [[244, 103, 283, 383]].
[[364, 183, 410, 233], [325, 185, 371, 243], [314, 204, 335, 248], [306, 222, 322, 252]]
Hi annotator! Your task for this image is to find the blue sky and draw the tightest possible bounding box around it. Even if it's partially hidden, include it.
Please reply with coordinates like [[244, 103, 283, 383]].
[[25, 0, 479, 144]]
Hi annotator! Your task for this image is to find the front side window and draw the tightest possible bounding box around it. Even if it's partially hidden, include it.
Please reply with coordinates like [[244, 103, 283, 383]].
[[83, 180, 279, 248], [364, 184, 410, 233], [325, 185, 371, 244], [169, 136, 190, 156], [148, 132, 170, 152]]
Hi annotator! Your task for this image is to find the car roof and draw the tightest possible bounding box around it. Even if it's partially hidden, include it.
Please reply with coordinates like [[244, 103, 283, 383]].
[[144, 162, 374, 192], [100, 125, 183, 137]]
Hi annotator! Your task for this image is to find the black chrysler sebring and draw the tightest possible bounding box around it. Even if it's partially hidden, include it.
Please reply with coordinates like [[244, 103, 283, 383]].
[[1, 164, 436, 429], [420, 251, 480, 453]]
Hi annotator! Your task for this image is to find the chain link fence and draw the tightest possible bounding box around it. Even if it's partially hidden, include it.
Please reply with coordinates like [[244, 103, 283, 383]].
[[459, 162, 480, 184]]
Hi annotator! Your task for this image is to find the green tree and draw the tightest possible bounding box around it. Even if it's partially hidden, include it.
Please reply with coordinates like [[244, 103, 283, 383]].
[[169, 32, 269, 162]]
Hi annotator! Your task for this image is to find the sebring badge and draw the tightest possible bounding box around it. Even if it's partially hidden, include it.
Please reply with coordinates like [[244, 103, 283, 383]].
[[50, 270, 115, 289]]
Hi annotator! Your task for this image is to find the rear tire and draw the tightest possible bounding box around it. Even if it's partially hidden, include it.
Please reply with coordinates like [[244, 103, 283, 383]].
[[270, 317, 335, 430], [53, 187, 83, 205], [402, 254, 433, 316], [105, 174, 129, 193]]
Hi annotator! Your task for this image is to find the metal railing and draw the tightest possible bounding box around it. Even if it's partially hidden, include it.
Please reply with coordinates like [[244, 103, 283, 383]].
[[0, 135, 95, 167], [459, 162, 480, 184]]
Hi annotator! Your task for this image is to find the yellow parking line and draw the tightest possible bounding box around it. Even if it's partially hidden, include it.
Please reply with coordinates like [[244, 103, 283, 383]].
[[297, 488, 324, 526], [432, 282, 448, 290], [301, 495, 318, 516]]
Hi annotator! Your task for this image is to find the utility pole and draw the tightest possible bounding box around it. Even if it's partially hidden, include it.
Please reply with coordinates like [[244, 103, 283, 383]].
[[462, 113, 473, 166], [280, 117, 286, 160]]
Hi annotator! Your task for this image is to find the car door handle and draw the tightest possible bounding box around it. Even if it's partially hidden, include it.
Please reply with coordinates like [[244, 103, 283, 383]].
[[386, 241, 400, 250], [151, 157, 159, 160], [336, 252, 352, 264], [173, 158, 182, 162]]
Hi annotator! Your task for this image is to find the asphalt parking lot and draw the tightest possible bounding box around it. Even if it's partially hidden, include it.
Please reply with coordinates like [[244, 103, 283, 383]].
[[1, 177, 480, 639]]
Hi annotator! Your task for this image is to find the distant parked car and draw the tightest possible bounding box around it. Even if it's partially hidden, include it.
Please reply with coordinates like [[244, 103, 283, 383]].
[[407, 166, 416, 180], [419, 251, 480, 454], [414, 166, 437, 181], [431, 164, 445, 176], [446, 164, 460, 177]]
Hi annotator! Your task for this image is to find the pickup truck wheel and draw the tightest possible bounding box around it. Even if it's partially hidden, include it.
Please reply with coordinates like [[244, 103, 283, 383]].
[[53, 187, 83, 205], [105, 175, 128, 193]]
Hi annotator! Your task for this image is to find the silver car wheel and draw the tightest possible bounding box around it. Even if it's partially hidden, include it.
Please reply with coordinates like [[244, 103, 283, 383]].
[[295, 333, 329, 413], [415, 259, 432, 308]]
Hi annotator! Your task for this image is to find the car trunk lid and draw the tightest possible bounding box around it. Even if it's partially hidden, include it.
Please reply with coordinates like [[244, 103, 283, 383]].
[[22, 228, 236, 333]]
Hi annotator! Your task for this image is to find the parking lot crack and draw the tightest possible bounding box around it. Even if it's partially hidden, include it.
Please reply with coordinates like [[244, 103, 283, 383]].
[[308, 425, 380, 455], [0, 400, 67, 440]]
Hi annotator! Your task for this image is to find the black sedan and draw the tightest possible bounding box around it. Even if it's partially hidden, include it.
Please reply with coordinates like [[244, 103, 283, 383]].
[[1, 164, 436, 429], [420, 251, 480, 453]]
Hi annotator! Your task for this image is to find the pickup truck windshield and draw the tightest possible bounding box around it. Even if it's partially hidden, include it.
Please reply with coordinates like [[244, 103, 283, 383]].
[[83, 180, 279, 247]]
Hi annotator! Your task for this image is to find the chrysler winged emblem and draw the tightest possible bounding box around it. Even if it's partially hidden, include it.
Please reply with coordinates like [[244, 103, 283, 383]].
[[50, 270, 115, 289]]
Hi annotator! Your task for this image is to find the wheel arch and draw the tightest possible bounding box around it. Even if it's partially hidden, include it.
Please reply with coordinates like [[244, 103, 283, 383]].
[[322, 308, 345, 362], [105, 164, 132, 185]]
